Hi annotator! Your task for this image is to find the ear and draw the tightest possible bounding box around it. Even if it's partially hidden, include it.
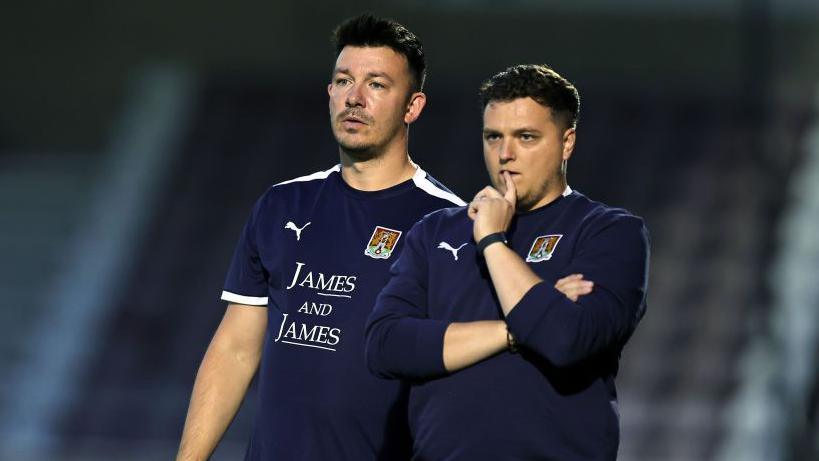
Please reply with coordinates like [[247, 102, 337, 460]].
[[327, 83, 333, 97], [404, 92, 427, 124], [562, 127, 576, 160]]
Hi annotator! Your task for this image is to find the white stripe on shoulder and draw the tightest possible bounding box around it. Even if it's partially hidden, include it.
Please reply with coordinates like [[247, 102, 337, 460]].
[[563, 185, 573, 196], [274, 164, 341, 186], [412, 166, 466, 206], [221, 290, 268, 306]]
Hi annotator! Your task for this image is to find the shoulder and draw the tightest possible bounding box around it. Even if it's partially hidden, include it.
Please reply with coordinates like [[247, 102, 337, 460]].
[[409, 206, 471, 240], [270, 164, 340, 192], [567, 191, 649, 244], [423, 205, 469, 222], [240, 165, 340, 226], [569, 191, 645, 225], [411, 166, 466, 207], [255, 164, 340, 205]]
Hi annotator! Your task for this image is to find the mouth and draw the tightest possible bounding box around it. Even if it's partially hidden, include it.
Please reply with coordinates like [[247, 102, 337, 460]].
[[499, 169, 521, 179], [341, 117, 369, 132], [339, 112, 370, 128]]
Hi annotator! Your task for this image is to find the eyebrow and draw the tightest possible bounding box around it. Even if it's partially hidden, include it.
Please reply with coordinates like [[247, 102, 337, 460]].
[[333, 67, 395, 83], [482, 127, 542, 135]]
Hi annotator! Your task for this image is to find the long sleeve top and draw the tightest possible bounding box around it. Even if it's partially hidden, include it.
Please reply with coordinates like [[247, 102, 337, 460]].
[[365, 189, 650, 460]]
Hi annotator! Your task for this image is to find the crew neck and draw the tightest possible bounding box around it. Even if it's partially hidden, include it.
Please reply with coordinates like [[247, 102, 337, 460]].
[[333, 166, 419, 200]]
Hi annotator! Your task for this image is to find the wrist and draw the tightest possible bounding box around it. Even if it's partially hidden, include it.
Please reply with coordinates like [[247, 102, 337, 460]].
[[476, 232, 507, 255]]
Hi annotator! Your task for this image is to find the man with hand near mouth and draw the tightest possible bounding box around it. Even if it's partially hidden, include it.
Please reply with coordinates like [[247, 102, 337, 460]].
[[365, 64, 650, 460], [177, 14, 463, 461]]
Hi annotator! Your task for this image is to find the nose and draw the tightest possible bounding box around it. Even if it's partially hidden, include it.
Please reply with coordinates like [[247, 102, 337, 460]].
[[499, 139, 515, 163], [345, 83, 365, 108]]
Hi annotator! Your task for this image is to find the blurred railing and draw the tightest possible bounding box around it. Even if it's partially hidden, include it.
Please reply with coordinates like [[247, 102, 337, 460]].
[[717, 88, 819, 461], [0, 65, 197, 461]]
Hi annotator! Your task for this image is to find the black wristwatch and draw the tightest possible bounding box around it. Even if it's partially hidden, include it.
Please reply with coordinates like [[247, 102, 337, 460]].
[[476, 232, 508, 255]]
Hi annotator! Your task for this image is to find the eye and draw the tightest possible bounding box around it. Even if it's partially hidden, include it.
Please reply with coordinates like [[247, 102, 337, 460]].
[[519, 133, 538, 142], [484, 133, 500, 142], [369, 81, 386, 89], [334, 77, 351, 86]]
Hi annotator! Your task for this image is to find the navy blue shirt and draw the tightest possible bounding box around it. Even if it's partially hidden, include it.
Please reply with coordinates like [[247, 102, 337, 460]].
[[222, 164, 464, 461], [365, 189, 650, 461]]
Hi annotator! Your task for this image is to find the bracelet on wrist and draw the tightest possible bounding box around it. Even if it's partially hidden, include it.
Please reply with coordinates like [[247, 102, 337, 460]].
[[476, 232, 508, 255], [507, 329, 518, 353]]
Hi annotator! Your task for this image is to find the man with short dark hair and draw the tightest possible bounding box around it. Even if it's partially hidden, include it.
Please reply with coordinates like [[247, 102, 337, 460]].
[[365, 64, 650, 460], [176, 14, 463, 461]]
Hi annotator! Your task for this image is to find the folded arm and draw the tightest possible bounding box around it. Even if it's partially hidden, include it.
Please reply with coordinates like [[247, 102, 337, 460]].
[[494, 215, 650, 367]]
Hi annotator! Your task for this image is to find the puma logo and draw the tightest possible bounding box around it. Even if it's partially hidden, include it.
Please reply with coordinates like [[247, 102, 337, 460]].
[[437, 241, 468, 261], [284, 221, 311, 241]]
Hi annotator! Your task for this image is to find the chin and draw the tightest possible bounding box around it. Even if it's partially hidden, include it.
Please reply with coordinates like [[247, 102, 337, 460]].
[[339, 141, 379, 160], [335, 133, 371, 150], [515, 192, 538, 210]]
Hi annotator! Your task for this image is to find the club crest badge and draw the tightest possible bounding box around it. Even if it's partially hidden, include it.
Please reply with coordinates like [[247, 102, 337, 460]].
[[526, 234, 563, 263], [364, 226, 402, 260]]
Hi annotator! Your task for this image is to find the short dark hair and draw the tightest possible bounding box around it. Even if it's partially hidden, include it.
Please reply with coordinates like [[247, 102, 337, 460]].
[[479, 64, 580, 130], [332, 14, 426, 92]]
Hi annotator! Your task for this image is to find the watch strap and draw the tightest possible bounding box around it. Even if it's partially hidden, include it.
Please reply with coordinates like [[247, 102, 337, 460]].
[[476, 232, 508, 255]]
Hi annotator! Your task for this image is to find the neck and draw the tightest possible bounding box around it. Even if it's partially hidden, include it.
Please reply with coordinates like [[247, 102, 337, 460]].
[[339, 137, 416, 191]]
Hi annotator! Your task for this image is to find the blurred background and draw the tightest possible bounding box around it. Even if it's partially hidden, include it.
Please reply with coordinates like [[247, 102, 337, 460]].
[[1, 0, 818, 459]]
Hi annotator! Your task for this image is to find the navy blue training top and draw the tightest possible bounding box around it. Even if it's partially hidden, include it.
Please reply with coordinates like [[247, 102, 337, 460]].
[[365, 188, 650, 461], [222, 164, 464, 461]]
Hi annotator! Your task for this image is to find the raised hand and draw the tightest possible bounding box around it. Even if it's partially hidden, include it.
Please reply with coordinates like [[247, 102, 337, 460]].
[[469, 171, 516, 243]]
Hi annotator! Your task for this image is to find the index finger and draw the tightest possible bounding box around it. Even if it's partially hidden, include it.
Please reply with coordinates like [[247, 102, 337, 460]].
[[503, 171, 516, 206]]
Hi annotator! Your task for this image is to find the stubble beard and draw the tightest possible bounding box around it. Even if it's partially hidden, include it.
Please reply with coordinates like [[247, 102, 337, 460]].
[[338, 136, 379, 160], [521, 174, 565, 211], [334, 118, 404, 162]]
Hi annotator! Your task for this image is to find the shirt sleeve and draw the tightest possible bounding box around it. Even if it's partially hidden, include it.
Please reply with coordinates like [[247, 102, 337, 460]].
[[221, 195, 270, 306], [364, 220, 450, 380], [505, 212, 650, 368]]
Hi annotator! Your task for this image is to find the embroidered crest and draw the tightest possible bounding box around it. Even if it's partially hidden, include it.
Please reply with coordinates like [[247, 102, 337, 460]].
[[364, 226, 402, 259], [526, 234, 562, 263]]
